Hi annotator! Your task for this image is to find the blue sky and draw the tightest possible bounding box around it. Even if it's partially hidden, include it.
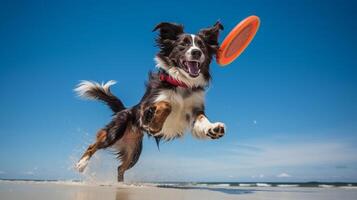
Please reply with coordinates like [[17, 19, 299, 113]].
[[0, 0, 356, 182]]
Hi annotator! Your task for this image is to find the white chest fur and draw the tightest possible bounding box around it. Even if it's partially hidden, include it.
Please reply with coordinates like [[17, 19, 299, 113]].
[[153, 89, 205, 140]]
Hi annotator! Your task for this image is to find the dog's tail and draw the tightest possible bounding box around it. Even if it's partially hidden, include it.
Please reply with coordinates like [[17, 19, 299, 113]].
[[74, 80, 125, 113]]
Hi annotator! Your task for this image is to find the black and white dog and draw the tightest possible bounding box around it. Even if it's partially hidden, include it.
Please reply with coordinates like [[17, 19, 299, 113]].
[[74, 22, 225, 182]]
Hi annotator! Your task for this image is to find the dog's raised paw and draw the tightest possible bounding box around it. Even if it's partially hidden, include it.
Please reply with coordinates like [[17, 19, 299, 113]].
[[207, 123, 225, 139], [141, 102, 172, 135], [143, 106, 156, 125]]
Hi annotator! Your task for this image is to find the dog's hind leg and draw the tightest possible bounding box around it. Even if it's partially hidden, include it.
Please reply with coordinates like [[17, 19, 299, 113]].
[[115, 125, 144, 182], [75, 110, 131, 172]]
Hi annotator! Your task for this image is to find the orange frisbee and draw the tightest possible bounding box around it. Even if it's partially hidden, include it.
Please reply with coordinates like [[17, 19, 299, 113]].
[[217, 16, 260, 66]]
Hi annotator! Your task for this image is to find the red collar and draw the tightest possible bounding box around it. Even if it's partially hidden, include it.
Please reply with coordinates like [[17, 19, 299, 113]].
[[159, 73, 188, 88]]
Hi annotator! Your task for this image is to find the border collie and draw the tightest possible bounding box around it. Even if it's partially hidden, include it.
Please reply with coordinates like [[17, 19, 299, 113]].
[[74, 21, 225, 182]]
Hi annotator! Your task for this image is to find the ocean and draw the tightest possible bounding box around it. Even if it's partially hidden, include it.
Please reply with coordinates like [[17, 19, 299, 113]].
[[155, 181, 357, 188]]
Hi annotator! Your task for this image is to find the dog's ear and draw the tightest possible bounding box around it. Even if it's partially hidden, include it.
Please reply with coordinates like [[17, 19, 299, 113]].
[[198, 21, 224, 54], [153, 22, 184, 47], [153, 22, 184, 40]]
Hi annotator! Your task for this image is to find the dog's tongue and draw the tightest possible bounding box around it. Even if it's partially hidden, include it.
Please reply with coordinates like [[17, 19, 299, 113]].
[[186, 61, 200, 76]]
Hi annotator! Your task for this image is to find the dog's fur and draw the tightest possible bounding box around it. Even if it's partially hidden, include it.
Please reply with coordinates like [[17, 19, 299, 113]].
[[74, 22, 225, 182]]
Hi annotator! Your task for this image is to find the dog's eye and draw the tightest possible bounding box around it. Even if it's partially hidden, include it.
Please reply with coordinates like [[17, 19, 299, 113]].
[[182, 38, 191, 46], [197, 41, 203, 47], [181, 42, 189, 47]]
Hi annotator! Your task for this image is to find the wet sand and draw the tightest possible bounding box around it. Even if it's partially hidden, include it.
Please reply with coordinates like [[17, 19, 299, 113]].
[[1, 181, 357, 200]]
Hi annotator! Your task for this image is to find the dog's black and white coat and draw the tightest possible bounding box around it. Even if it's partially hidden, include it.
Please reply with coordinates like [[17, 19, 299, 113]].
[[75, 22, 225, 182]]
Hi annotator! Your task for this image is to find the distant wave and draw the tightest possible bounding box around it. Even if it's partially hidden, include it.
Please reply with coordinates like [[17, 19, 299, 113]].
[[256, 183, 272, 187], [155, 182, 357, 189], [318, 184, 335, 188], [277, 184, 299, 187], [239, 183, 254, 187], [210, 183, 230, 187], [339, 186, 357, 189]]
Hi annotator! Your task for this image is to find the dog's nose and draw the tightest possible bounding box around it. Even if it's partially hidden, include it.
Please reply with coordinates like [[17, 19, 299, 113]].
[[191, 49, 202, 58]]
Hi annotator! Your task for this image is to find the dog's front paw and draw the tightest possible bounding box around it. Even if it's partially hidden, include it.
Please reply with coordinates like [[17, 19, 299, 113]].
[[142, 102, 172, 134], [206, 122, 225, 139], [142, 106, 156, 125], [142, 105, 163, 134]]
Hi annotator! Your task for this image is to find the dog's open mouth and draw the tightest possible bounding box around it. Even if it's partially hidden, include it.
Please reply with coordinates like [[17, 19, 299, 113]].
[[182, 61, 200, 78]]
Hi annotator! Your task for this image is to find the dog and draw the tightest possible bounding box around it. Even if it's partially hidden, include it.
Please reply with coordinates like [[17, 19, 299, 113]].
[[74, 21, 226, 182]]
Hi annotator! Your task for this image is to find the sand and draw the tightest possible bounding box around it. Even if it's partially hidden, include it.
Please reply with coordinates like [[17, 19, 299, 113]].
[[1, 181, 357, 200]]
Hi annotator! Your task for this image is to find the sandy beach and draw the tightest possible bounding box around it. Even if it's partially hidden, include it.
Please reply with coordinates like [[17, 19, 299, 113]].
[[1, 181, 357, 200]]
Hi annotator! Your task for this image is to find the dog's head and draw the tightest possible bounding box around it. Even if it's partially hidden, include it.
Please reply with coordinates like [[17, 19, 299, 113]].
[[153, 22, 223, 88]]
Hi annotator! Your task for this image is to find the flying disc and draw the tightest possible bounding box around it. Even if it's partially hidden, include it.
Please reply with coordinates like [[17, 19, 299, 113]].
[[217, 16, 260, 66]]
